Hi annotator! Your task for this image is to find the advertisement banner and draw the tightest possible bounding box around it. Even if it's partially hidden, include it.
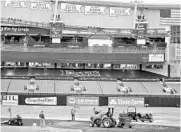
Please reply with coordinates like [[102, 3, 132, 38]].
[[108, 97, 144, 106], [85, 6, 106, 15], [5, 0, 27, 8], [149, 54, 164, 62], [31, 1, 52, 10], [175, 44, 181, 60], [1, 26, 29, 33], [67, 96, 99, 106], [110, 7, 131, 16], [60, 3, 82, 13], [50, 23, 64, 38], [1, 95, 18, 105], [135, 22, 148, 34], [25, 97, 57, 105]]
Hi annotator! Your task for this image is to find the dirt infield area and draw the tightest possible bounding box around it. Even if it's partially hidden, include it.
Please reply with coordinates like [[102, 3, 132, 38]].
[[1, 120, 180, 132]]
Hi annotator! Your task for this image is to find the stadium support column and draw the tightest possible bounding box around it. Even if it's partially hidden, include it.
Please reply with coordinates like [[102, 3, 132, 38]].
[[165, 26, 170, 77], [132, 2, 138, 29]]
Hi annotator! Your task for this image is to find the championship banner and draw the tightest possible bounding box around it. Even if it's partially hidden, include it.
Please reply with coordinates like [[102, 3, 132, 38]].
[[25, 97, 57, 105], [110, 7, 131, 16], [4, 0, 27, 8], [67, 96, 99, 106], [175, 44, 181, 60], [1, 95, 18, 105], [149, 54, 164, 62], [108, 97, 144, 107], [60, 3, 82, 13], [31, 1, 52, 10], [84, 6, 106, 15]]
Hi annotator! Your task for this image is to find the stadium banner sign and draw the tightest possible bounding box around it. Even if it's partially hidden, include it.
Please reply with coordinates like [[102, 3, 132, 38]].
[[149, 54, 164, 62], [50, 23, 64, 38], [67, 96, 99, 106], [1, 95, 18, 105], [25, 97, 57, 105], [60, 3, 82, 13], [84, 6, 106, 15], [110, 7, 131, 16], [135, 22, 148, 34], [108, 97, 144, 106], [31, 1, 52, 10], [175, 44, 181, 60], [4, 0, 27, 8]]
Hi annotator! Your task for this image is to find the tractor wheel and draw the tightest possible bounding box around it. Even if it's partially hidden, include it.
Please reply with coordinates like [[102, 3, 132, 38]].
[[111, 120, 117, 127], [103, 118, 112, 128], [89, 121, 94, 127], [95, 119, 101, 127]]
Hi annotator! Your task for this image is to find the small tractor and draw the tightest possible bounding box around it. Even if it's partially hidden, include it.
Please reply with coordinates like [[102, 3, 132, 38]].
[[89, 107, 117, 128], [127, 106, 153, 122]]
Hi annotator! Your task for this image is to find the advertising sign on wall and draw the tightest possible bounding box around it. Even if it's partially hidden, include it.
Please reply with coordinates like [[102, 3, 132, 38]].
[[108, 97, 144, 106], [1, 95, 18, 105], [60, 3, 82, 13], [135, 22, 148, 34], [31, 1, 52, 10], [25, 97, 57, 105], [149, 54, 164, 62], [175, 44, 181, 60], [67, 96, 99, 106], [110, 7, 131, 16], [5, 0, 27, 8], [85, 6, 106, 15], [50, 23, 64, 38]]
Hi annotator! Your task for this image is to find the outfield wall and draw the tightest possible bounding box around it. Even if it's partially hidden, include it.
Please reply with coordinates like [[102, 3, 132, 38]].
[[1, 94, 180, 107]]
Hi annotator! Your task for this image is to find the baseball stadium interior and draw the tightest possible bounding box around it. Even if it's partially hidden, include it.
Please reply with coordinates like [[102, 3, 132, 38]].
[[0, 1, 181, 131]]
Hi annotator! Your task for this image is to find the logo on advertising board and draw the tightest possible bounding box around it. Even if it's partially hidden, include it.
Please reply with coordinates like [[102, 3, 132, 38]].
[[108, 97, 144, 106], [149, 54, 164, 62], [67, 96, 99, 106], [1, 95, 18, 105], [25, 97, 57, 105]]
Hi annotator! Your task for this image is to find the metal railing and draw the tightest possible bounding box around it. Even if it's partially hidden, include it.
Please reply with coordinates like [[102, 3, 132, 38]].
[[1, 45, 165, 54]]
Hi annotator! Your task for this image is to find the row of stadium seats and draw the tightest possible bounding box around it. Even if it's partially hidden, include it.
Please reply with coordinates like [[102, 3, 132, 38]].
[[1, 79, 180, 95]]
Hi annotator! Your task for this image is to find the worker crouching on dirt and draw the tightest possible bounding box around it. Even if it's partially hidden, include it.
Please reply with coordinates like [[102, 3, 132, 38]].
[[71, 107, 76, 121]]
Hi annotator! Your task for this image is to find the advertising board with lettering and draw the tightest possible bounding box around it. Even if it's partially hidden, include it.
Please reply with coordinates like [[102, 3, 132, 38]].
[[60, 3, 82, 13], [108, 97, 144, 107], [25, 97, 57, 105], [1, 95, 18, 105], [110, 7, 131, 16], [67, 96, 99, 106], [31, 1, 52, 10], [149, 54, 164, 62], [85, 6, 106, 15]]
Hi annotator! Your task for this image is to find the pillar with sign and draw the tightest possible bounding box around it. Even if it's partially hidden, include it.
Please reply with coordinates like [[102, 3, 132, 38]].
[[135, 18, 148, 45]]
